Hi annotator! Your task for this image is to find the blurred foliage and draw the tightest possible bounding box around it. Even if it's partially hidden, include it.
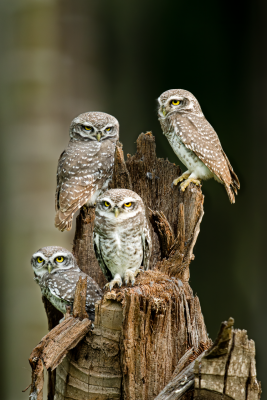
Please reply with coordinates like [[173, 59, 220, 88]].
[[0, 0, 266, 399]]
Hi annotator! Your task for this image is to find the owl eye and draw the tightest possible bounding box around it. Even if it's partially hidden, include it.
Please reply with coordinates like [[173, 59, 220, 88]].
[[104, 201, 111, 208], [171, 100, 181, 106], [55, 256, 65, 263], [124, 202, 132, 208], [105, 127, 112, 132], [83, 125, 93, 131], [37, 257, 44, 264]]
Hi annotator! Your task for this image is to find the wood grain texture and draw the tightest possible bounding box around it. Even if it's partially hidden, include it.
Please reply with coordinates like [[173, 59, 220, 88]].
[[104, 270, 210, 400], [54, 299, 123, 400], [194, 318, 262, 400]]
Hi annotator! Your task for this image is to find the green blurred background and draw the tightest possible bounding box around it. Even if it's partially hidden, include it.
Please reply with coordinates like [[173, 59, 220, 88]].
[[0, 0, 266, 399]]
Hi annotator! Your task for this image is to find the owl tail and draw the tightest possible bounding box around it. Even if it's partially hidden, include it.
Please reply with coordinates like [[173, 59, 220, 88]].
[[55, 210, 73, 232], [225, 184, 236, 204], [222, 150, 240, 204]]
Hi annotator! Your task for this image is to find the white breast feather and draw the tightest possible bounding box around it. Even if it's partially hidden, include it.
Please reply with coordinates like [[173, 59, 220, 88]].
[[168, 129, 214, 180]]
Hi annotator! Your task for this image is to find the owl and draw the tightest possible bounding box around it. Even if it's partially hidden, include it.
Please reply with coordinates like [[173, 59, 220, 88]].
[[55, 112, 119, 231], [157, 89, 240, 203], [93, 189, 151, 290], [31, 246, 103, 320]]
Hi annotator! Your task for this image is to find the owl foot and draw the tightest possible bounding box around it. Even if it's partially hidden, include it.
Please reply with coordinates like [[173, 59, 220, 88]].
[[172, 171, 191, 186], [105, 274, 122, 291], [180, 178, 201, 192], [124, 268, 143, 286]]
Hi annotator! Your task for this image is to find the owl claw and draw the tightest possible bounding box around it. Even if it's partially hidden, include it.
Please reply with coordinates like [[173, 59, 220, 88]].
[[180, 178, 201, 192], [172, 172, 191, 186], [105, 274, 122, 291], [124, 268, 143, 287]]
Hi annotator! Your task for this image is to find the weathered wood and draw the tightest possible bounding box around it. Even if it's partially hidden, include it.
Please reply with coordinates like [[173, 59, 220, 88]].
[[72, 276, 89, 320], [43, 132, 208, 400], [29, 275, 92, 400], [29, 317, 92, 400], [194, 318, 262, 400], [54, 270, 210, 400], [54, 299, 123, 400], [111, 273, 210, 400], [154, 347, 209, 400], [72, 206, 107, 289]]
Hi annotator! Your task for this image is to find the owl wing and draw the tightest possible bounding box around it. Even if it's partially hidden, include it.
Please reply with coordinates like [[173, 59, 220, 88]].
[[44, 270, 103, 320], [170, 113, 240, 203], [141, 222, 152, 270], [55, 140, 115, 231], [93, 232, 113, 282], [55, 149, 66, 212]]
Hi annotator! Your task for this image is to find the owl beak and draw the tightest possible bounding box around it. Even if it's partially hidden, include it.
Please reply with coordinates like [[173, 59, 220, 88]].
[[96, 132, 102, 141], [47, 264, 53, 274], [162, 106, 167, 117], [114, 207, 119, 218]]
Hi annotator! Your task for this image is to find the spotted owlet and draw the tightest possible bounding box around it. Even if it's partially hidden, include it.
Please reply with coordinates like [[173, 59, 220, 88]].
[[55, 112, 119, 231], [31, 246, 103, 320], [93, 189, 152, 290], [157, 89, 240, 203]]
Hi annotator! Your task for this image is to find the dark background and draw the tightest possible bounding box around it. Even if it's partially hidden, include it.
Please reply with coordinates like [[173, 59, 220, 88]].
[[1, 1, 266, 399]]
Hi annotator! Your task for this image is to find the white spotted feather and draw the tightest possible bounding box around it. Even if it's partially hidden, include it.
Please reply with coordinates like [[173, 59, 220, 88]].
[[93, 189, 151, 290], [158, 89, 240, 203], [31, 246, 102, 320]]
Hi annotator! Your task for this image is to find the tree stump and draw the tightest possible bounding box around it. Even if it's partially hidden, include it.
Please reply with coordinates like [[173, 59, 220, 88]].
[[32, 132, 260, 400]]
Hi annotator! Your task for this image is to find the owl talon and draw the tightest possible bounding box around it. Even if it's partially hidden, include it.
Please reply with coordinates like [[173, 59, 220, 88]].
[[124, 268, 143, 287], [172, 172, 191, 186], [105, 274, 122, 291], [180, 178, 201, 192]]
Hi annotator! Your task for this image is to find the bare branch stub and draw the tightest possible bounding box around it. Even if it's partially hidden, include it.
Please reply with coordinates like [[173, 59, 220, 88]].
[[154, 343, 211, 400], [194, 317, 262, 400], [72, 206, 107, 288], [72, 275, 89, 320], [28, 316, 92, 400]]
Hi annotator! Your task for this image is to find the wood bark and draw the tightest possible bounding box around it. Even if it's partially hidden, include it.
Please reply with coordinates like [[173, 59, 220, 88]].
[[32, 132, 261, 400]]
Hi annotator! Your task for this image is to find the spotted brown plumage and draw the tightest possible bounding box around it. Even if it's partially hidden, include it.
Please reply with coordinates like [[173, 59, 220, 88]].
[[158, 89, 240, 203], [31, 246, 102, 320], [55, 111, 119, 231], [93, 189, 152, 291]]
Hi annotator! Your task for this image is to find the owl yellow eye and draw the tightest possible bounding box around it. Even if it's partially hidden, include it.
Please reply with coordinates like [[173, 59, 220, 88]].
[[37, 257, 43, 263], [124, 202, 132, 207], [105, 127, 112, 132], [171, 100, 181, 106], [83, 125, 92, 131], [55, 256, 64, 263], [104, 201, 110, 207]]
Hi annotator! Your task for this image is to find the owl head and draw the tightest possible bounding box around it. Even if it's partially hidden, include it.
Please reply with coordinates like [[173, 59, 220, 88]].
[[31, 246, 79, 278], [157, 89, 203, 119], [95, 189, 145, 222], [69, 111, 119, 142]]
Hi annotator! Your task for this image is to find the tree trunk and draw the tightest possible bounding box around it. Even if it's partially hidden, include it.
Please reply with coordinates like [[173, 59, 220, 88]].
[[42, 132, 207, 400], [36, 133, 261, 400]]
